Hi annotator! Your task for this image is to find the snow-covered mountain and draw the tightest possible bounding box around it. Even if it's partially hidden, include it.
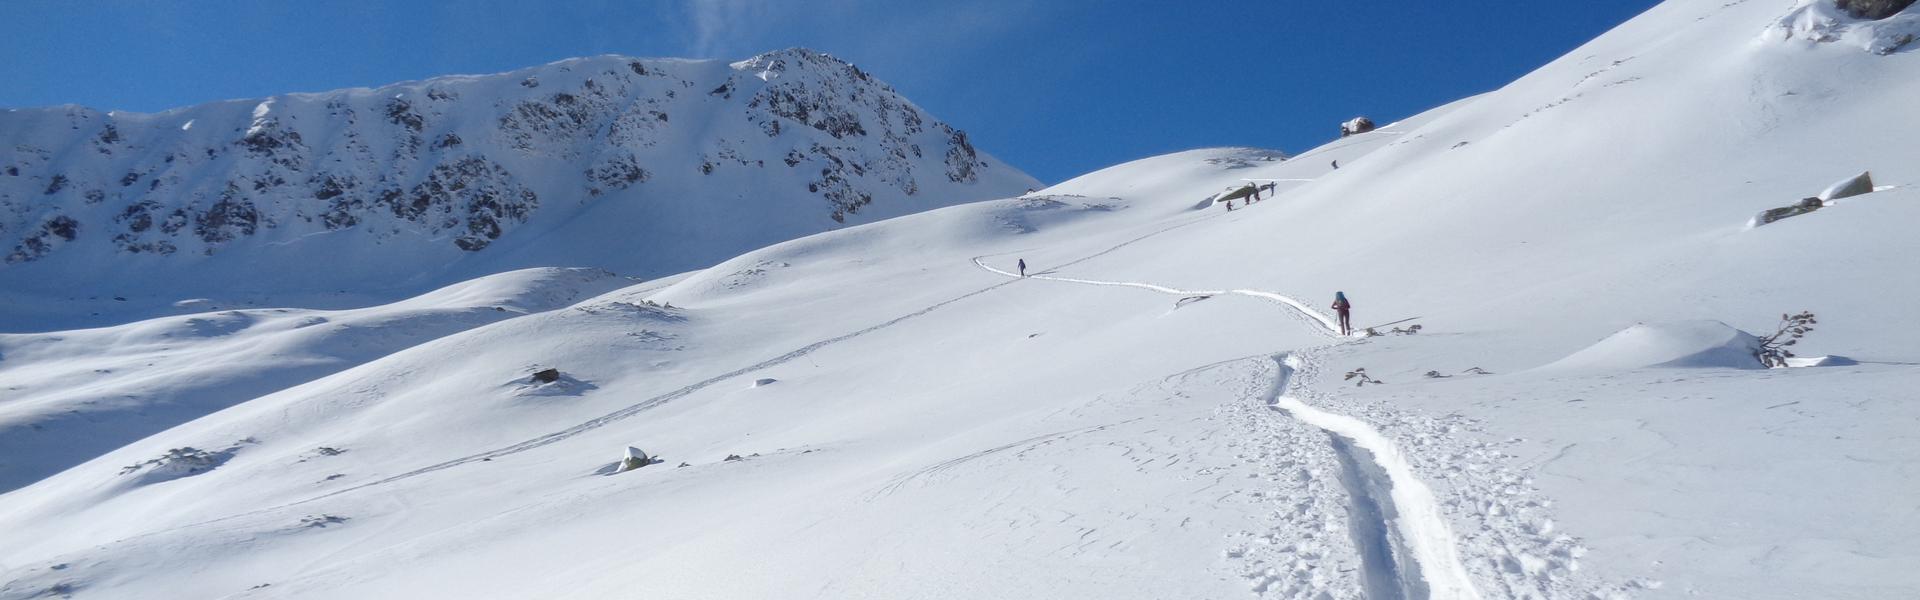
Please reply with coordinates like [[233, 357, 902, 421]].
[[0, 49, 1036, 330], [3, 1, 1918, 599]]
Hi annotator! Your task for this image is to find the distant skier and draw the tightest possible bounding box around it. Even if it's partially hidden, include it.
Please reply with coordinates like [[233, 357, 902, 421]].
[[1017, 259, 1027, 277], [1331, 291, 1353, 336]]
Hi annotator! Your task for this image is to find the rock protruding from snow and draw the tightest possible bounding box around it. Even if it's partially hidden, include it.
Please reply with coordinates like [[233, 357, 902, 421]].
[[1839, 0, 1917, 20], [0, 49, 1038, 301], [614, 446, 653, 473], [1751, 196, 1826, 227], [1340, 117, 1376, 138], [1537, 321, 1765, 372], [1818, 170, 1875, 201], [530, 368, 562, 384], [1772, 0, 1920, 54]]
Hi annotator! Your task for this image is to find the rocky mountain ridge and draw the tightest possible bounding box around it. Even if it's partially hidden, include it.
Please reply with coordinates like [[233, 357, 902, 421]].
[[0, 48, 1034, 303]]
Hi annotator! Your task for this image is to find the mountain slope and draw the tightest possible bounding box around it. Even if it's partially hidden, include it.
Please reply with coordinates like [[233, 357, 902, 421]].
[[0, 49, 1036, 330], [3, 1, 1918, 599], [0, 267, 646, 493]]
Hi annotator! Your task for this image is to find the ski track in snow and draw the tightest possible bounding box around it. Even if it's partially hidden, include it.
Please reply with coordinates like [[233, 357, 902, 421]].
[[967, 254, 1489, 598], [145, 212, 1243, 535], [112, 212, 1596, 600], [971, 258, 1345, 338], [868, 419, 1141, 499], [1266, 353, 1482, 600], [971, 254, 1625, 598]]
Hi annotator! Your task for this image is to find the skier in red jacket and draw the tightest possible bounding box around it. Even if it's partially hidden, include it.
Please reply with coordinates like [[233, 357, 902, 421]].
[[1331, 291, 1352, 336]]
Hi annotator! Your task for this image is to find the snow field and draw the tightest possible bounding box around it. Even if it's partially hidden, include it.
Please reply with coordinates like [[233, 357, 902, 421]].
[[6, 0, 1920, 597]]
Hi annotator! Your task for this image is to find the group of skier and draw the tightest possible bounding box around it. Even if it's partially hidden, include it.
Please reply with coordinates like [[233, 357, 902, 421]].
[[1221, 182, 1278, 211]]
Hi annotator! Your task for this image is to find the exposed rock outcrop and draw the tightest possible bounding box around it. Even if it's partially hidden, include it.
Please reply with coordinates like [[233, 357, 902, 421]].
[[0, 49, 1036, 293]]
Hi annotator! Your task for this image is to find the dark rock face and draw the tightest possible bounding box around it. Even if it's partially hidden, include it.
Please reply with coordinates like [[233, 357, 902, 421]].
[[1837, 0, 1916, 19], [195, 186, 261, 246], [530, 368, 561, 383], [4, 215, 80, 263], [1757, 197, 1826, 225]]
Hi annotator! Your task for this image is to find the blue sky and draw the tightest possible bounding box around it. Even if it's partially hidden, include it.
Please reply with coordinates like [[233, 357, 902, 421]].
[[2, 1, 1658, 183]]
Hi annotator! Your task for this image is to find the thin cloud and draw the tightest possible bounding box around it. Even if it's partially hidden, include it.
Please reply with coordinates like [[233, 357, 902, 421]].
[[687, 0, 774, 58]]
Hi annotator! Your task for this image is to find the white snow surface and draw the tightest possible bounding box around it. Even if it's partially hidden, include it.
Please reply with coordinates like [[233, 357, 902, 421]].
[[1536, 320, 1764, 372], [4, 1, 1920, 598]]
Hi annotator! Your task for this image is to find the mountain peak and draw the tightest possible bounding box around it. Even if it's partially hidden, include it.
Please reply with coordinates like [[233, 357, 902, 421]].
[[0, 50, 1036, 318]]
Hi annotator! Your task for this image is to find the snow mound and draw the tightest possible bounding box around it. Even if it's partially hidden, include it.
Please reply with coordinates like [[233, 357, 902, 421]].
[[1784, 354, 1860, 367], [1770, 0, 1920, 54], [1539, 321, 1763, 372]]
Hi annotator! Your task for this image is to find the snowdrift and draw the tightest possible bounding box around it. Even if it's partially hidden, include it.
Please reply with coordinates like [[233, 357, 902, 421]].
[[1536, 320, 1763, 372]]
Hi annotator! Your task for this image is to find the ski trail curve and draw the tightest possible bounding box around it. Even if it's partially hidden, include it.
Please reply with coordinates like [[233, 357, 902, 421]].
[[1267, 353, 1482, 600], [971, 248, 1475, 597], [971, 257, 1346, 337]]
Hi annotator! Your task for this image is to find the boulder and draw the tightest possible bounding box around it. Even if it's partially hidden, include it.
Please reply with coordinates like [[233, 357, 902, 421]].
[[1340, 117, 1375, 137], [1755, 197, 1826, 226], [1817, 170, 1874, 201], [530, 368, 561, 383], [1836, 0, 1916, 20], [615, 446, 653, 473]]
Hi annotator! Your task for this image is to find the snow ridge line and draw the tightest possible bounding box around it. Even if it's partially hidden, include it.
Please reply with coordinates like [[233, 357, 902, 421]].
[[1266, 353, 1482, 600], [970, 258, 1344, 337]]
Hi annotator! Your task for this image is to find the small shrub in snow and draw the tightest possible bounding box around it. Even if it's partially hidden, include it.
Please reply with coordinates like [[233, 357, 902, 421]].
[[300, 514, 349, 528], [119, 438, 254, 483], [1756, 311, 1818, 368], [121, 447, 224, 476], [1344, 368, 1384, 387]]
